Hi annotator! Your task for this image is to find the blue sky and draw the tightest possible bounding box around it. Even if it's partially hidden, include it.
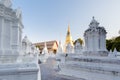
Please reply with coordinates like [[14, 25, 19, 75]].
[[12, 0, 120, 43]]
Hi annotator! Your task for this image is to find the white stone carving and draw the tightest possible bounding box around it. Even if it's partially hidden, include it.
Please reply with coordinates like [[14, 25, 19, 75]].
[[84, 17, 108, 56], [108, 50, 114, 57], [74, 40, 82, 54], [0, 0, 12, 7], [57, 41, 63, 53], [38, 42, 49, 63], [57, 17, 120, 80], [59, 56, 120, 80], [42, 42, 48, 54], [22, 36, 33, 55], [66, 43, 74, 53], [0, 3, 23, 63], [113, 48, 117, 56], [0, 1, 41, 80]]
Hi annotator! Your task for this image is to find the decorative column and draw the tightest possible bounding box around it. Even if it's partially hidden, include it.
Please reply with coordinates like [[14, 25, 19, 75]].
[[0, 16, 4, 50], [11, 21, 19, 51], [3, 19, 11, 50], [95, 32, 99, 51]]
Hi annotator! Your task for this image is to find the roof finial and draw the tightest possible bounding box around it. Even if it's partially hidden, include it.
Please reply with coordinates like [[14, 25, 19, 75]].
[[89, 16, 99, 28], [68, 24, 70, 32], [92, 16, 95, 20]]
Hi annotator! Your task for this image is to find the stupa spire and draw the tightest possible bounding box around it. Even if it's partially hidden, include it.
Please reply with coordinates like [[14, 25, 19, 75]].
[[68, 24, 70, 33], [92, 16, 95, 20], [57, 41, 63, 53], [65, 25, 73, 46], [89, 16, 99, 28]]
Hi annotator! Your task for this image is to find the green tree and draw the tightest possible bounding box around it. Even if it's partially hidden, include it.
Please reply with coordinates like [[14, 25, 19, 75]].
[[106, 39, 113, 51], [74, 38, 83, 45], [106, 36, 120, 52], [36, 45, 41, 49]]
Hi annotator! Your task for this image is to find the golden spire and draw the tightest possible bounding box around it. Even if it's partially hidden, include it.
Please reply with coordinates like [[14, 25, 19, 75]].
[[68, 24, 70, 33], [65, 25, 74, 46]]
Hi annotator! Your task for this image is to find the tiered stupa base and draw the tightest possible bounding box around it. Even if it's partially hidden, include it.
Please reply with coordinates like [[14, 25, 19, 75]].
[[58, 54, 120, 80], [0, 63, 40, 80], [0, 55, 41, 80], [83, 51, 108, 56]]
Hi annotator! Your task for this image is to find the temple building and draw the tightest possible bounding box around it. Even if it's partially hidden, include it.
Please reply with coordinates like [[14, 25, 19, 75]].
[[34, 40, 58, 54], [84, 17, 108, 56], [64, 25, 74, 53]]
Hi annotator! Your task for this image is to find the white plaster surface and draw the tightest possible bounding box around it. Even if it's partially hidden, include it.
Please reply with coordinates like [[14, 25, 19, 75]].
[[58, 55, 120, 80], [0, 1, 41, 80], [74, 40, 82, 54], [0, 63, 41, 80], [84, 17, 108, 56], [59, 67, 120, 80]]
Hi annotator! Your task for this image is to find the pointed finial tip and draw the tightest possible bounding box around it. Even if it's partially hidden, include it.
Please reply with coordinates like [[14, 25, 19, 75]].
[[24, 35, 27, 38], [92, 16, 95, 19], [68, 24, 70, 27], [59, 41, 61, 44]]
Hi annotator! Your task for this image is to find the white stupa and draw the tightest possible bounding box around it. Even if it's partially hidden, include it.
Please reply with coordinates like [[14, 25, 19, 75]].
[[0, 1, 41, 80], [64, 25, 74, 53], [58, 17, 120, 80], [57, 41, 63, 53], [42, 42, 48, 54], [0, 0, 23, 63], [22, 36, 32, 55], [66, 43, 74, 53], [84, 17, 108, 56], [74, 40, 82, 54], [113, 48, 117, 57]]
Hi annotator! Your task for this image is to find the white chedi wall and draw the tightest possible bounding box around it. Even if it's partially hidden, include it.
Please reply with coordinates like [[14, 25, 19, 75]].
[[84, 17, 108, 56], [66, 43, 74, 53], [0, 1, 23, 63], [22, 36, 33, 55], [57, 41, 63, 53], [0, 1, 41, 80]]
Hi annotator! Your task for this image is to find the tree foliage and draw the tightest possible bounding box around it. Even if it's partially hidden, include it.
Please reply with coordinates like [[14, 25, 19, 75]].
[[106, 36, 120, 52], [36, 45, 41, 49], [74, 38, 83, 45]]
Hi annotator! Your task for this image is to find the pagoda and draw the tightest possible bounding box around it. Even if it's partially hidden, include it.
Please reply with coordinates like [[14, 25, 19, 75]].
[[84, 17, 108, 56], [64, 25, 74, 53]]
